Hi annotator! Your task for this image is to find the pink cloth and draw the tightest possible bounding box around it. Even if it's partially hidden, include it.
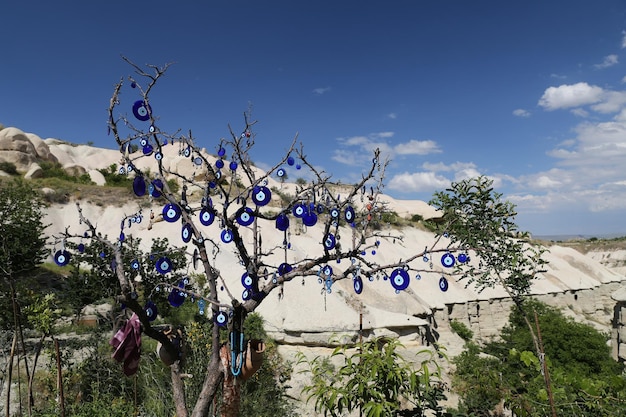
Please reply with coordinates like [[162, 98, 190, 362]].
[[110, 313, 142, 376]]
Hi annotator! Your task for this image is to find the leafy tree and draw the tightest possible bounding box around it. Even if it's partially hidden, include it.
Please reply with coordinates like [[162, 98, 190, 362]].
[[0, 179, 49, 284], [429, 177, 556, 413], [0, 178, 50, 414], [452, 300, 626, 416], [53, 59, 545, 416], [299, 337, 452, 417]]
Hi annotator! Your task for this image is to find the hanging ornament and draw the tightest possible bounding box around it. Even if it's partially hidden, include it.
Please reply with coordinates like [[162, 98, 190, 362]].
[[390, 268, 410, 291], [441, 253, 455, 268], [353, 276, 363, 294], [275, 213, 290, 231], [236, 207, 255, 226], [162, 203, 182, 223], [439, 276, 449, 292], [132, 100, 151, 121], [199, 207, 215, 226], [155, 257, 172, 274], [54, 250, 71, 267], [181, 223, 193, 243], [251, 186, 271, 206]]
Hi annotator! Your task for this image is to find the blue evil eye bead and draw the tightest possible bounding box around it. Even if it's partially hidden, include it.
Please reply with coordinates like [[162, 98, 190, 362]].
[[140, 138, 148, 147], [242, 289, 251, 301], [133, 176, 146, 197], [390, 268, 410, 291], [251, 186, 271, 206], [183, 147, 191, 158], [127, 164, 134, 172], [218, 147, 226, 157], [221, 229, 234, 244], [193, 156, 203, 166], [144, 301, 158, 321], [119, 232, 125, 242], [278, 263, 292, 276], [344, 206, 355, 223], [149, 124, 156, 133], [458, 253, 469, 263], [54, 250, 71, 266], [77, 243, 85, 253], [241, 272, 254, 289], [150, 179, 164, 198], [287, 156, 295, 166], [142, 144, 154, 156], [155, 151, 163, 161], [302, 210, 318, 226], [323, 265, 333, 276], [199, 207, 215, 226], [118, 166, 126, 175], [197, 299, 206, 315], [441, 253, 455, 268], [130, 81, 137, 88], [296, 164, 301, 170], [214, 311, 228, 327], [330, 208, 340, 219], [130, 259, 140, 270], [292, 203, 306, 218], [162, 204, 182, 223], [439, 277, 449, 292], [277, 168, 286, 178], [323, 233, 336, 250], [229, 161, 238, 171], [181, 223, 193, 243], [215, 159, 224, 169], [168, 288, 185, 307], [316, 204, 324, 214], [275, 213, 290, 231], [353, 276, 363, 294], [155, 257, 172, 274], [132, 100, 151, 121], [236, 207, 254, 226]]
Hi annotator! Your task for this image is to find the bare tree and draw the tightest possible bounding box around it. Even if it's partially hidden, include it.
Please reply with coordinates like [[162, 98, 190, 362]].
[[53, 59, 547, 417]]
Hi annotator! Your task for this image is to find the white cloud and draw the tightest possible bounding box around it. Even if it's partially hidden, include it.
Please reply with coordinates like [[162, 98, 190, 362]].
[[622, 75, 626, 83], [334, 132, 442, 168], [393, 139, 441, 155], [513, 108, 531, 117], [538, 82, 604, 110], [550, 73, 567, 80], [312, 86, 331, 95], [622, 30, 626, 48], [387, 113, 397, 119], [570, 108, 589, 117], [594, 54, 619, 69], [387, 171, 451, 193], [591, 91, 626, 113]]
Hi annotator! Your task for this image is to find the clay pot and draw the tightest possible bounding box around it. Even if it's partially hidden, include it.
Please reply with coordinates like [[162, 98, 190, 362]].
[[241, 339, 266, 380]]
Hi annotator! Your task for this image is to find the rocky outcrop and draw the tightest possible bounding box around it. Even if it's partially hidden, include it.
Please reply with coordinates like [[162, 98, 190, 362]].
[[0, 127, 57, 172]]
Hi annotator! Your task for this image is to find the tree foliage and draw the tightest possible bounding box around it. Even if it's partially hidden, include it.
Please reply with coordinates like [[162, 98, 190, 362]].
[[452, 300, 626, 416], [429, 176, 547, 302], [0, 178, 49, 281], [299, 338, 452, 417]]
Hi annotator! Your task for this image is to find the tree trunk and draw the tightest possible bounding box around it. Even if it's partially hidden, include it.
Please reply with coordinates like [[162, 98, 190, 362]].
[[219, 345, 240, 417], [171, 362, 188, 417]]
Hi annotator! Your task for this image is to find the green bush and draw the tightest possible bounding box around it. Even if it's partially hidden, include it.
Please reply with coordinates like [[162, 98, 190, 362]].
[[0, 161, 18, 175], [450, 319, 473, 342]]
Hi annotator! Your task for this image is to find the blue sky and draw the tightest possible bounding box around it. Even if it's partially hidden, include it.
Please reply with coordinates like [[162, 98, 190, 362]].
[[2, 0, 626, 236]]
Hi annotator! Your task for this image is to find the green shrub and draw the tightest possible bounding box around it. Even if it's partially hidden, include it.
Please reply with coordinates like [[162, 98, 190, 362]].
[[450, 319, 473, 341], [0, 161, 18, 175]]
